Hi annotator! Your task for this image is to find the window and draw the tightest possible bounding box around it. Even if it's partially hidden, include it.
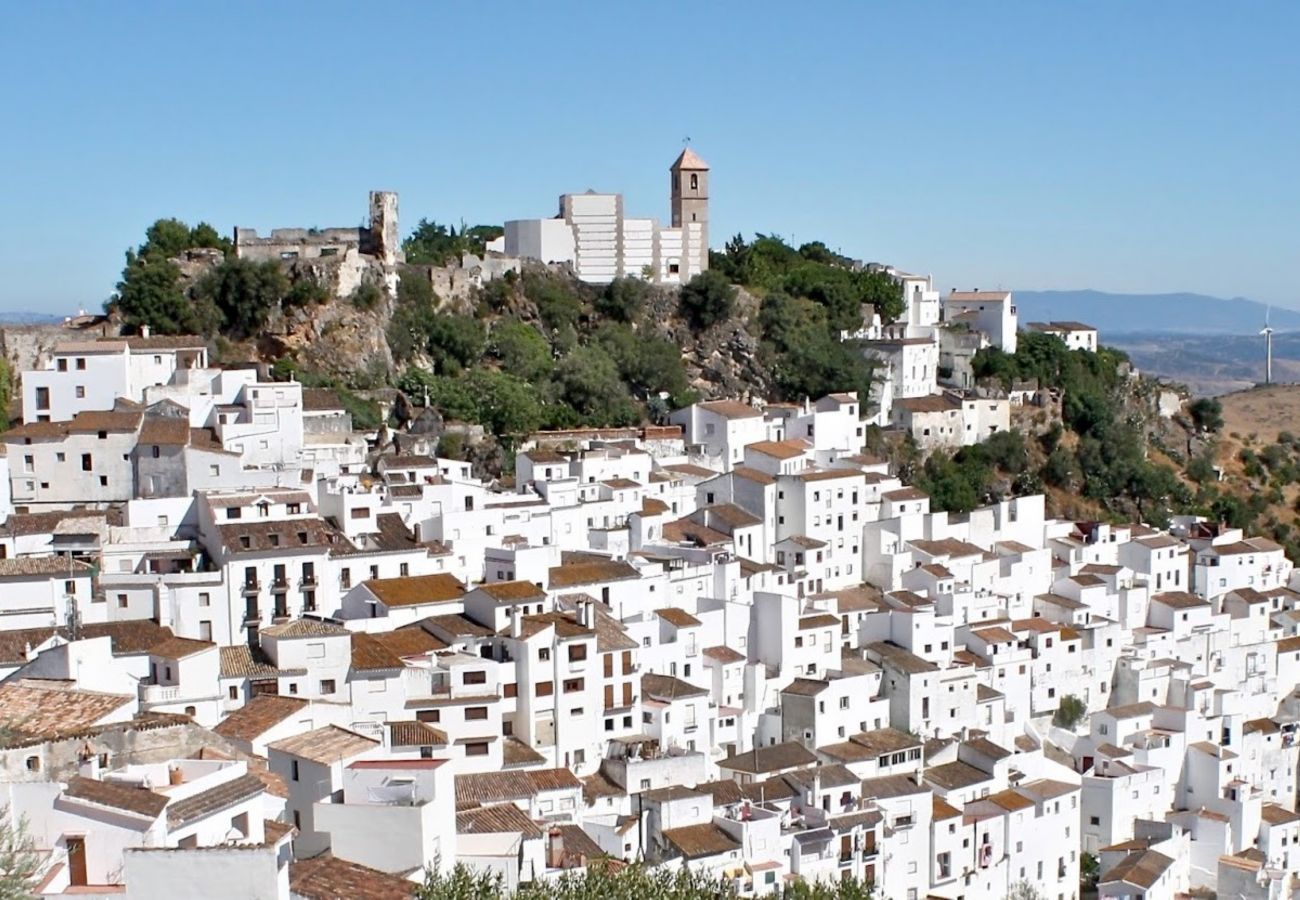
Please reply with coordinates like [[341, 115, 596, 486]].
[[291, 761, 300, 782], [117, 594, 128, 609], [568, 644, 588, 662], [463, 670, 487, 685], [76, 386, 85, 399], [464, 742, 489, 756], [536, 681, 553, 697], [81, 453, 93, 472], [563, 678, 584, 693], [504, 683, 517, 698], [25, 756, 39, 772], [465, 707, 488, 721], [539, 648, 551, 662]]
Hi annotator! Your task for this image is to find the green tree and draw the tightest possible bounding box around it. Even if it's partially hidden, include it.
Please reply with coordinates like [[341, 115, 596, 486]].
[[403, 219, 502, 266], [525, 273, 586, 333], [679, 270, 736, 328], [465, 369, 544, 437], [0, 358, 11, 431], [553, 346, 638, 425], [193, 258, 289, 339], [113, 253, 193, 334], [0, 807, 42, 900], [597, 276, 652, 322], [1053, 693, 1087, 729], [424, 314, 487, 376], [1188, 397, 1224, 433], [489, 319, 553, 383]]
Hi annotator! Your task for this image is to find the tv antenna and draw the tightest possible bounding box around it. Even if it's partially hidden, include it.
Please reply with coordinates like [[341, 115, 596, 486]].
[[1261, 306, 1275, 386]]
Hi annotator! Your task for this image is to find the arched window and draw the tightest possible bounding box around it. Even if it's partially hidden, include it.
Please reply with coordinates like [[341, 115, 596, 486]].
[[689, 173, 698, 191]]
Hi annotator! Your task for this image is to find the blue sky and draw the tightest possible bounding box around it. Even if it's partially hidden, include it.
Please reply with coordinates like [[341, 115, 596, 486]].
[[1, 1, 1297, 312]]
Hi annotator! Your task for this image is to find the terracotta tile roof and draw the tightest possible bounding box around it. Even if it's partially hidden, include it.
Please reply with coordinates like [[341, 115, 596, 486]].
[[219, 645, 294, 679], [475, 580, 546, 602], [0, 681, 133, 743], [722, 467, 775, 489], [138, 416, 191, 446], [933, 795, 962, 820], [782, 677, 829, 697], [747, 439, 809, 460], [149, 636, 216, 660], [1261, 803, 1300, 826], [696, 399, 759, 419], [1152, 591, 1209, 609], [661, 463, 719, 479], [289, 854, 416, 900], [1100, 849, 1173, 889], [0, 557, 96, 577], [67, 409, 143, 434], [719, 741, 817, 775], [510, 612, 594, 641], [794, 468, 862, 482], [455, 768, 581, 805], [866, 641, 939, 675], [457, 802, 542, 839], [662, 517, 729, 547], [662, 823, 740, 860], [301, 388, 346, 412], [502, 735, 546, 767], [948, 290, 1011, 302], [213, 695, 309, 742], [112, 334, 207, 351], [387, 721, 449, 748], [421, 614, 495, 640], [166, 773, 265, 829], [698, 504, 762, 529], [640, 497, 670, 516], [846, 728, 921, 757], [261, 618, 351, 639], [268, 726, 378, 765], [799, 613, 839, 630], [894, 394, 962, 414], [703, 645, 745, 664], [364, 573, 467, 608], [63, 775, 167, 819], [591, 607, 638, 654], [642, 672, 708, 701], [984, 788, 1035, 812], [377, 626, 448, 657], [925, 760, 992, 790], [350, 632, 412, 671], [548, 560, 640, 589], [0, 620, 174, 665], [216, 519, 342, 554], [654, 607, 701, 628], [581, 770, 625, 803], [671, 147, 710, 171]]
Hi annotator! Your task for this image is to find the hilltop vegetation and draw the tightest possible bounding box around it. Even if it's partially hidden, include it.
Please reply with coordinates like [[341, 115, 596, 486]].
[[103, 221, 901, 464]]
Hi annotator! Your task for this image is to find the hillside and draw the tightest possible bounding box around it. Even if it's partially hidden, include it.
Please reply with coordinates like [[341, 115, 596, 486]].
[[1015, 289, 1300, 335], [1104, 332, 1300, 397]]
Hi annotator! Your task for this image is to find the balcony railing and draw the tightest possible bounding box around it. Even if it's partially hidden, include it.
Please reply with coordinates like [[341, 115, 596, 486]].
[[241, 581, 260, 596], [300, 574, 318, 587], [271, 578, 289, 593]]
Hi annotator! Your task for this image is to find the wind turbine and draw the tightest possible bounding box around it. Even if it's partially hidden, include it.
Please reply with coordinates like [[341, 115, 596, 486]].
[[1261, 306, 1275, 386]]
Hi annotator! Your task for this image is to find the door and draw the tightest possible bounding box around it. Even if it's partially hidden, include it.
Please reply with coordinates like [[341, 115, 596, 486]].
[[66, 836, 87, 886]]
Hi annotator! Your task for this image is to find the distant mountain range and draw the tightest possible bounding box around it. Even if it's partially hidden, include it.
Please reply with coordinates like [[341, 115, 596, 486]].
[[0, 311, 65, 325], [1014, 290, 1300, 335]]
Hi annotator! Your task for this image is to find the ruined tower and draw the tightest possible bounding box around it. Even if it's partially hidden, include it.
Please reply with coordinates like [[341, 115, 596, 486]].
[[366, 190, 402, 267], [670, 147, 710, 275]]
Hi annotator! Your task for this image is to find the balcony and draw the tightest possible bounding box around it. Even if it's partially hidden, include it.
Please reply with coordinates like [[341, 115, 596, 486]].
[[300, 574, 318, 588], [241, 581, 261, 596], [271, 578, 289, 593], [140, 682, 181, 704]]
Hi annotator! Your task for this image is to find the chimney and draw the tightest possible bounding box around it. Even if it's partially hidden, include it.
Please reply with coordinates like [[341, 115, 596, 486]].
[[168, 764, 184, 786], [547, 827, 564, 869], [141, 324, 151, 338], [510, 605, 522, 639]]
